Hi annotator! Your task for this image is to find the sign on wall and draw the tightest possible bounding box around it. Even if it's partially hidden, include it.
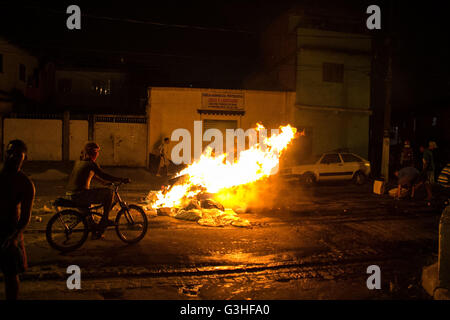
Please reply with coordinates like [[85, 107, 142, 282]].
[[201, 92, 245, 111]]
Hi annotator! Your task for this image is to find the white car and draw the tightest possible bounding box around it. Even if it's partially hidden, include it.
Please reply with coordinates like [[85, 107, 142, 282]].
[[280, 152, 371, 185]]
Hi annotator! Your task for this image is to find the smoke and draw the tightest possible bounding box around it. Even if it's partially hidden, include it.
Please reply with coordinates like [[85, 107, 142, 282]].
[[213, 174, 302, 212]]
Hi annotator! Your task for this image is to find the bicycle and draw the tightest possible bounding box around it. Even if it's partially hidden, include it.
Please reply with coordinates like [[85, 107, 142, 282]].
[[46, 181, 148, 252]]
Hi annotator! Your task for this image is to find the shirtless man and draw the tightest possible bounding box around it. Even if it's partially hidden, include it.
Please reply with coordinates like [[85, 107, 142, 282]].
[[0, 140, 35, 300], [67, 142, 129, 239]]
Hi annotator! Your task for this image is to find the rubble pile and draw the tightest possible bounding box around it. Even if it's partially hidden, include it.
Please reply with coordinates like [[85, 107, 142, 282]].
[[142, 191, 251, 228]]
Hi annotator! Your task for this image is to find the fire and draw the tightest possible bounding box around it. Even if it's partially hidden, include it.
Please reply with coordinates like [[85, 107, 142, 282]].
[[151, 124, 297, 209]]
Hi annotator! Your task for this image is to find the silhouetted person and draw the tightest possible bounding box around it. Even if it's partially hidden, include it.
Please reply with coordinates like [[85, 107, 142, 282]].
[[429, 141, 442, 181], [394, 166, 430, 200], [400, 140, 414, 168], [437, 162, 450, 188], [66, 142, 129, 239], [0, 140, 35, 300], [156, 137, 170, 177], [419, 143, 435, 200]]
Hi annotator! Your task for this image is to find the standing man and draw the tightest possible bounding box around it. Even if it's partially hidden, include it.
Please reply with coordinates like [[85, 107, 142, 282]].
[[420, 143, 435, 200], [429, 141, 441, 181], [0, 140, 35, 300], [420, 142, 436, 184], [400, 140, 414, 168], [67, 142, 130, 239], [156, 137, 170, 177]]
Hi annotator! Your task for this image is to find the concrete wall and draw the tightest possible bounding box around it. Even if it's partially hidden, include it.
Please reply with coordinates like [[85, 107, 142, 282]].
[[69, 120, 89, 161], [0, 38, 39, 99], [148, 87, 296, 163], [293, 108, 369, 158], [4, 119, 62, 160], [297, 48, 371, 109], [293, 28, 371, 158], [94, 122, 147, 167], [296, 28, 371, 109], [3, 117, 147, 166]]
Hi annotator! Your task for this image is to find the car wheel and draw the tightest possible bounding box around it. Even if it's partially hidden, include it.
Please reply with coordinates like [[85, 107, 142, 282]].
[[353, 171, 366, 185], [303, 173, 316, 186]]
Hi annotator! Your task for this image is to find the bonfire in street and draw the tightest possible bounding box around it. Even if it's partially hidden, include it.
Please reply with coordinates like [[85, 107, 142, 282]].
[[145, 124, 297, 227]]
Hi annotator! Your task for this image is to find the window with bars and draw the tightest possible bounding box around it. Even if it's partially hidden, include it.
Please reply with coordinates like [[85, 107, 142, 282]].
[[322, 62, 344, 83], [92, 79, 111, 95]]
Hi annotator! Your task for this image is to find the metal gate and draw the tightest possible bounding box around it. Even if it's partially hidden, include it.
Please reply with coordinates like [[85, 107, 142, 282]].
[[94, 115, 147, 167]]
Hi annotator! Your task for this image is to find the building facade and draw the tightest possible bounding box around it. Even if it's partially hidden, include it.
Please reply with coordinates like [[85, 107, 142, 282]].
[[0, 37, 39, 113], [52, 68, 131, 113], [147, 87, 296, 164], [294, 27, 371, 158], [245, 9, 372, 159]]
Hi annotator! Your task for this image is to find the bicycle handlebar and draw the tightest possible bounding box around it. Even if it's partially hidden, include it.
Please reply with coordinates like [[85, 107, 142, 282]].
[[107, 179, 131, 187]]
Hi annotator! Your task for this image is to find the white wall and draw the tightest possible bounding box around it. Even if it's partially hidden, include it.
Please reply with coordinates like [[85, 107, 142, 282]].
[[69, 120, 89, 161], [3, 117, 147, 166], [4, 119, 62, 160], [94, 122, 147, 167]]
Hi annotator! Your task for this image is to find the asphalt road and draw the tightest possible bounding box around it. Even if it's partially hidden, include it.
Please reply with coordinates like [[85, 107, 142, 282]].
[[1, 165, 447, 300]]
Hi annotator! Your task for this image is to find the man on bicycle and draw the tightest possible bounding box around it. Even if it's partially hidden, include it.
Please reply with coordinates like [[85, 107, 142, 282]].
[[67, 142, 130, 239]]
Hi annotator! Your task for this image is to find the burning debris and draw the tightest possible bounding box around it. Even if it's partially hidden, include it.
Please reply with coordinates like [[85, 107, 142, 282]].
[[144, 187, 252, 227], [144, 124, 297, 228]]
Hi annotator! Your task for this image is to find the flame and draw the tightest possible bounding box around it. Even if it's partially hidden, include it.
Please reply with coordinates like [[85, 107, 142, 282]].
[[152, 124, 297, 209]]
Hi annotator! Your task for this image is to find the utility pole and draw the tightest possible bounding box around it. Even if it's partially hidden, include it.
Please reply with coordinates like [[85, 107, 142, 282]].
[[380, 38, 392, 179], [380, 2, 393, 180]]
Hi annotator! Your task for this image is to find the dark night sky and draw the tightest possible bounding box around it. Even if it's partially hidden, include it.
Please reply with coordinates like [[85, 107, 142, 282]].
[[1, 0, 291, 88], [0, 0, 449, 110]]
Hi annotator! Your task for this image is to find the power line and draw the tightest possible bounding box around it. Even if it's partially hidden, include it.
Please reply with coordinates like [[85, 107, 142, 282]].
[[0, 3, 373, 39], [0, 3, 257, 35]]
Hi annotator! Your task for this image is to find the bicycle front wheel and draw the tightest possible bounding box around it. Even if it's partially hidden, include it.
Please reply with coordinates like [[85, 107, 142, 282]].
[[46, 210, 89, 252], [115, 205, 148, 244]]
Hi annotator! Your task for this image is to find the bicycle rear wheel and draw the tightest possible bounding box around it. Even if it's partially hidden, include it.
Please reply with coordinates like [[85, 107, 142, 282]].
[[115, 205, 148, 244], [46, 210, 89, 252]]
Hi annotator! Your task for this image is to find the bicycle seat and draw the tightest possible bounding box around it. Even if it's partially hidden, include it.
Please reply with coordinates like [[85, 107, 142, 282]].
[[54, 197, 90, 208]]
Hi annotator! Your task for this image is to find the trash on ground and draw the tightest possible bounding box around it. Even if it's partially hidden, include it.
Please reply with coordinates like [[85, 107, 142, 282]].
[[147, 191, 251, 228], [37, 205, 53, 214], [174, 209, 202, 221], [157, 207, 175, 216], [373, 179, 385, 195], [388, 187, 408, 198]]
